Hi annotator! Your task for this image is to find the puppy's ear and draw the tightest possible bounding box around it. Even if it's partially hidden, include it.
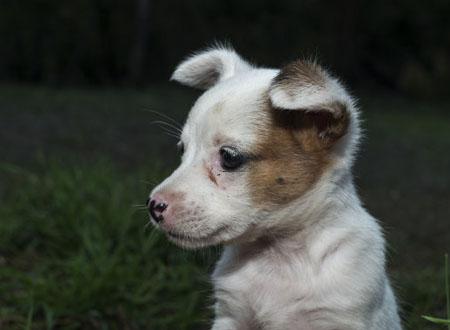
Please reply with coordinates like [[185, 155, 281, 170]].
[[269, 60, 354, 150], [171, 47, 252, 90]]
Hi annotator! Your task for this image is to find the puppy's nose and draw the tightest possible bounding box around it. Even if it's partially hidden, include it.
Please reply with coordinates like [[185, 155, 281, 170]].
[[147, 196, 168, 223]]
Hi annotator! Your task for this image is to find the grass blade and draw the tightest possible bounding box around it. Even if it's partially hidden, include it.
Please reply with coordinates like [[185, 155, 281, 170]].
[[422, 316, 450, 325], [422, 254, 450, 328], [25, 301, 34, 330], [446, 253, 449, 330]]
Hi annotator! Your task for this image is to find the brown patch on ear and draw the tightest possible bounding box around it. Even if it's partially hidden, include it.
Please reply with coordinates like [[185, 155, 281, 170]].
[[272, 100, 349, 152], [248, 100, 349, 206], [272, 60, 327, 95]]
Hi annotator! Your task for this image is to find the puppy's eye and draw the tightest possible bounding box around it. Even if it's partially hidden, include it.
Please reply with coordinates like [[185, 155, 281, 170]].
[[220, 146, 245, 171], [177, 142, 185, 154]]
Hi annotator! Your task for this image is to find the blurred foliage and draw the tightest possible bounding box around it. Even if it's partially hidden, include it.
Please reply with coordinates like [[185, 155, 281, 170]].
[[0, 160, 216, 329], [0, 0, 450, 97]]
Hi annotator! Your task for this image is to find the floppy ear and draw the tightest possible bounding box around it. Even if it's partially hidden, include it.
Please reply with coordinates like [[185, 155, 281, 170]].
[[171, 47, 252, 90], [269, 60, 354, 150]]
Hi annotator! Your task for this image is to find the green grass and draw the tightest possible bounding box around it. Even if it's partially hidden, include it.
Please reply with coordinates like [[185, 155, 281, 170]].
[[0, 85, 449, 329], [0, 160, 215, 329], [423, 254, 450, 328]]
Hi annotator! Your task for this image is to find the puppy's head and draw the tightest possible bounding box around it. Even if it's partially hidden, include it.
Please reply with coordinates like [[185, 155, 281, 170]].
[[148, 47, 359, 249]]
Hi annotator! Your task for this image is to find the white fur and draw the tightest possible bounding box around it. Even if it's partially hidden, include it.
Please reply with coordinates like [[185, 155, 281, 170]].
[[171, 47, 252, 89], [150, 47, 402, 329]]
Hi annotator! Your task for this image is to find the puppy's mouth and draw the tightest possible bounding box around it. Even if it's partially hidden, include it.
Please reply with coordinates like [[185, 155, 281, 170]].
[[167, 231, 204, 241], [165, 225, 229, 248]]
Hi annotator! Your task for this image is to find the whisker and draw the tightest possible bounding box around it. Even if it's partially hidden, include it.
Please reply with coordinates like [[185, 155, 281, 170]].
[[144, 108, 183, 130], [139, 179, 159, 186], [132, 204, 148, 210], [155, 125, 180, 140], [162, 130, 181, 140], [133, 203, 147, 206], [144, 108, 182, 129], [150, 120, 183, 134], [155, 124, 181, 138], [151, 124, 181, 139]]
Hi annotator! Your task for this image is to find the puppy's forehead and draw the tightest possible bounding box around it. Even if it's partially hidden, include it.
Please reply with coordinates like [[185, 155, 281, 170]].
[[183, 69, 278, 146]]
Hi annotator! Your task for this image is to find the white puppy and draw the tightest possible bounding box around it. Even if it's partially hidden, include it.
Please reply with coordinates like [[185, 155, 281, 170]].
[[148, 47, 402, 330]]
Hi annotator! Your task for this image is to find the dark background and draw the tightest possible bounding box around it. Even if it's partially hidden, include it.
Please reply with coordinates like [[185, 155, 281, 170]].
[[0, 1, 449, 330], [1, 0, 450, 97]]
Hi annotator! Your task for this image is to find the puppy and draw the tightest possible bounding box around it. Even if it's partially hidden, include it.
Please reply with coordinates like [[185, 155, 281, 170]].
[[148, 47, 402, 330]]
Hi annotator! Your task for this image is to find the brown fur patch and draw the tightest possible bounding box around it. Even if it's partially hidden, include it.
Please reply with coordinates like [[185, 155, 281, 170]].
[[248, 100, 349, 207], [207, 166, 218, 186], [271, 60, 327, 96]]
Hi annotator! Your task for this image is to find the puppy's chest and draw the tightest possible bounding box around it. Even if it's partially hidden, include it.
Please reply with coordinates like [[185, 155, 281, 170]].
[[212, 252, 317, 326]]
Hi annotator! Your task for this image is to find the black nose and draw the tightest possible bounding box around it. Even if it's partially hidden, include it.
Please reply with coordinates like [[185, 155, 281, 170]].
[[147, 198, 168, 223]]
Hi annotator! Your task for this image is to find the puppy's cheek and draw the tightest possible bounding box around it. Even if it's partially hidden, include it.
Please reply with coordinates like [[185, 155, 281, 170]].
[[248, 157, 325, 207]]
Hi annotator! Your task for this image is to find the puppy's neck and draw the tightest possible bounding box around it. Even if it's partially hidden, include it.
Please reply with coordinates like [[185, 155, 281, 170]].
[[260, 168, 359, 237], [225, 171, 361, 266]]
